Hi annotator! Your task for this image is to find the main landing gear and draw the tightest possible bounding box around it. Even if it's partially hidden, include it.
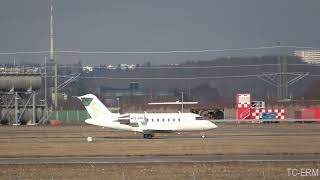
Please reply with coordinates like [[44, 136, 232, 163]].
[[143, 134, 154, 139]]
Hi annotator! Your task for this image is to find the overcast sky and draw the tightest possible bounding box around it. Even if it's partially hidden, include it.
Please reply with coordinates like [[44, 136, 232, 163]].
[[0, 0, 319, 65]]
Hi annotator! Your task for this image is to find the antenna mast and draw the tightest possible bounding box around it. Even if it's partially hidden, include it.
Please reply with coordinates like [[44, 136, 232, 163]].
[[49, 0, 54, 61], [48, 0, 58, 109]]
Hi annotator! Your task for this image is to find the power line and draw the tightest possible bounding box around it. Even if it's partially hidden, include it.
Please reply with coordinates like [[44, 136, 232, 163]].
[[55, 63, 320, 70], [42, 73, 320, 80], [0, 45, 314, 55], [51, 74, 277, 80], [73, 46, 313, 54], [57, 64, 280, 69], [3, 62, 320, 72]]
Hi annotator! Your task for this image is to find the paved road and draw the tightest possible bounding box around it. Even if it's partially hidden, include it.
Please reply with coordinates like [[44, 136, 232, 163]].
[[2, 134, 315, 141], [0, 155, 320, 164]]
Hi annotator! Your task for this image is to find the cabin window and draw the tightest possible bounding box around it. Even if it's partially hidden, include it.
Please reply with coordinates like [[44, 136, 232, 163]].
[[146, 119, 149, 122], [178, 118, 181, 122], [173, 118, 175, 122], [157, 119, 159, 122], [168, 118, 170, 122], [152, 119, 154, 122], [162, 119, 165, 122]]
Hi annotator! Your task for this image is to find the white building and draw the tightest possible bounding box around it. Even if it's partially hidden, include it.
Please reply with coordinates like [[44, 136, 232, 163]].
[[119, 64, 136, 70], [295, 49, 320, 64], [106, 65, 116, 70], [82, 65, 93, 72]]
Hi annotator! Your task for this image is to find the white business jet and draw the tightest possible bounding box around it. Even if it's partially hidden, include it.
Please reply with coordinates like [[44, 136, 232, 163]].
[[78, 94, 217, 139]]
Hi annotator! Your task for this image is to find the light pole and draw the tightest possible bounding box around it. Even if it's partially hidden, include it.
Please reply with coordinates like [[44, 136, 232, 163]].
[[116, 97, 120, 113], [181, 92, 184, 113], [44, 56, 48, 119]]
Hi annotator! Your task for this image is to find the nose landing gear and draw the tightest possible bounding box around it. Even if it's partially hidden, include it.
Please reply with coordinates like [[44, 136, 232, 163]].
[[201, 132, 206, 138]]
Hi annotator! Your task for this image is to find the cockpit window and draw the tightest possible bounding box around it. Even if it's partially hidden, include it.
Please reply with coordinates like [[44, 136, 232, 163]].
[[196, 117, 205, 120], [81, 98, 93, 106]]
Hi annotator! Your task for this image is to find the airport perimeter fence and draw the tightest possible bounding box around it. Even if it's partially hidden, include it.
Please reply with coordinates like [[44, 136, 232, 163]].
[[47, 112, 320, 125], [47, 110, 90, 124]]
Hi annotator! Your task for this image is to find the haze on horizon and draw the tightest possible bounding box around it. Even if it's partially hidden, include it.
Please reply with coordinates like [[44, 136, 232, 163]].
[[0, 0, 319, 65]]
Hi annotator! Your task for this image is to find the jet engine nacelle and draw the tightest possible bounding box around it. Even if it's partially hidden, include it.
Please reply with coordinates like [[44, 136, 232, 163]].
[[116, 114, 145, 124]]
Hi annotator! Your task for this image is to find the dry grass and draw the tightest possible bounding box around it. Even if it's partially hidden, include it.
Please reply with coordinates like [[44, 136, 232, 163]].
[[0, 162, 319, 180], [0, 124, 319, 157]]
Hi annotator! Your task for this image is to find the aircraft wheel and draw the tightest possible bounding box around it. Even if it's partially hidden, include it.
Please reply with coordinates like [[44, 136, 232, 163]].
[[147, 134, 153, 139], [143, 134, 154, 139]]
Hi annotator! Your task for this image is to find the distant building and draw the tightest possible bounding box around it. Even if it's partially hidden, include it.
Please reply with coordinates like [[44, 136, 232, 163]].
[[295, 49, 320, 64], [100, 82, 143, 97], [100, 82, 174, 98], [119, 64, 136, 70], [82, 65, 93, 72], [106, 65, 116, 70]]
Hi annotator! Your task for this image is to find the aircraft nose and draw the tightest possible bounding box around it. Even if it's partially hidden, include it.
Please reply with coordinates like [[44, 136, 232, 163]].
[[207, 121, 218, 129], [211, 122, 218, 129]]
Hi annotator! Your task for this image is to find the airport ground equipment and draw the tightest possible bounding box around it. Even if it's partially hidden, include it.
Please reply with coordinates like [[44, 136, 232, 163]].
[[0, 71, 46, 125], [190, 108, 224, 119], [236, 93, 285, 123], [294, 108, 320, 122]]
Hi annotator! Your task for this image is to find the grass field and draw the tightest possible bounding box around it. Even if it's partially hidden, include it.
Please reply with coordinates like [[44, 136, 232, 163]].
[[0, 124, 320, 179], [1, 162, 319, 180], [0, 123, 319, 157]]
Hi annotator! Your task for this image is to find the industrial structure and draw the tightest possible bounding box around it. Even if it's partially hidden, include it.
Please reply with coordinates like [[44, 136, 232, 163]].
[[0, 0, 54, 125], [0, 68, 46, 124], [48, 0, 58, 110], [258, 56, 309, 101]]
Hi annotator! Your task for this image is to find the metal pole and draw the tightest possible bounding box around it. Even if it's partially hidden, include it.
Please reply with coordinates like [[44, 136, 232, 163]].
[[282, 56, 285, 100], [181, 92, 184, 113], [50, 0, 54, 60], [117, 97, 120, 113], [77, 110, 79, 121], [32, 92, 36, 124], [54, 49, 58, 110], [44, 56, 48, 118], [277, 55, 282, 100], [284, 56, 288, 99], [188, 80, 191, 101], [14, 92, 18, 124]]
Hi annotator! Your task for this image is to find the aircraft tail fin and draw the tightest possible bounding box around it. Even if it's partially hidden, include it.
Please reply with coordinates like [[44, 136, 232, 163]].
[[77, 94, 113, 118]]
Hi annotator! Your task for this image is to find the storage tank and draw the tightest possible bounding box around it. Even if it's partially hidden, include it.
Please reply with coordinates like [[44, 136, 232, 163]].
[[0, 74, 41, 92], [0, 107, 44, 125], [0, 73, 44, 125]]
